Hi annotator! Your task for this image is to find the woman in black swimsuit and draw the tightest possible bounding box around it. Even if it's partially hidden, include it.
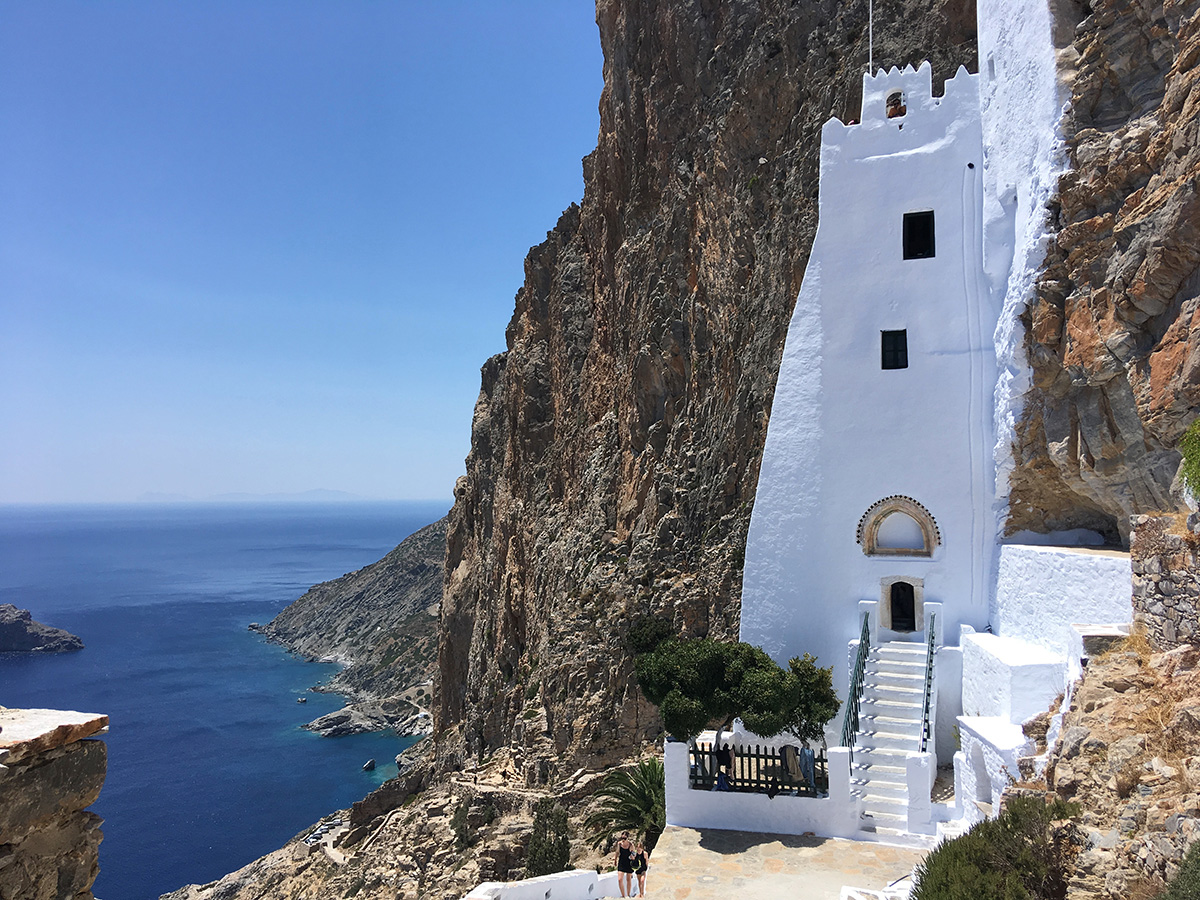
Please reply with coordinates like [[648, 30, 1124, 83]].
[[614, 832, 634, 897], [632, 840, 650, 896]]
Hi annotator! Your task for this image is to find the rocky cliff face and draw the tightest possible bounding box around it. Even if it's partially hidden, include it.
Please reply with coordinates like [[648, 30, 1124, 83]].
[[436, 0, 978, 778], [258, 517, 447, 715], [1009, 0, 1200, 543]]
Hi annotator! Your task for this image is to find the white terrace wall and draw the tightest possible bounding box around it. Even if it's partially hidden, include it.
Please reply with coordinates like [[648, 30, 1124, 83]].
[[463, 870, 622, 900], [663, 742, 861, 839], [742, 62, 995, 706], [993, 545, 1132, 658]]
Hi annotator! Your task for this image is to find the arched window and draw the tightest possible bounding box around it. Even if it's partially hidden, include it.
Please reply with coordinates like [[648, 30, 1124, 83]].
[[857, 496, 940, 557], [886, 90, 907, 119]]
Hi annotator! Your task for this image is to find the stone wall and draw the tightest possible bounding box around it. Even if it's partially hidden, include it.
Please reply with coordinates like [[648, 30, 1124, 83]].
[[1131, 514, 1200, 650], [0, 708, 108, 900]]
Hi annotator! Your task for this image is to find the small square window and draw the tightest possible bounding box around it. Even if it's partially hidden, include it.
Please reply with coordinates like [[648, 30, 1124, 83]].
[[882, 330, 908, 369], [903, 211, 935, 259]]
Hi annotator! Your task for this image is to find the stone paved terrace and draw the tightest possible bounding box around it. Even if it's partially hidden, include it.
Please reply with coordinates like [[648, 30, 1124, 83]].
[[648, 826, 928, 900]]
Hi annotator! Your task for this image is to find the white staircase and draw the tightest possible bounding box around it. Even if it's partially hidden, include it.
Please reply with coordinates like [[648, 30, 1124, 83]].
[[850, 641, 928, 834]]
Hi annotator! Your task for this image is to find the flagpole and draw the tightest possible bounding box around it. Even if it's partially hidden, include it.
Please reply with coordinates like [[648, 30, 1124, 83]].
[[868, 0, 874, 72]]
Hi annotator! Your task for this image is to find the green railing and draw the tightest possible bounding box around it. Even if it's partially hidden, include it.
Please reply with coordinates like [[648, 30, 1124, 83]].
[[919, 613, 937, 753], [840, 612, 871, 761]]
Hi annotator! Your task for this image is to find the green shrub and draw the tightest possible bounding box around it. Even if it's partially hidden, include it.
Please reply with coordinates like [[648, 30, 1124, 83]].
[[1182, 419, 1200, 499], [627, 615, 674, 655], [1164, 840, 1200, 900], [450, 802, 473, 850], [912, 795, 1080, 900], [526, 798, 571, 877], [635, 637, 838, 741]]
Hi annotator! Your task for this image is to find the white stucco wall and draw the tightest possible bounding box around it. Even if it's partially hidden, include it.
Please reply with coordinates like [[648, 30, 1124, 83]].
[[742, 63, 996, 705], [464, 870, 622, 900], [994, 544, 1132, 656], [976, 0, 1074, 541], [955, 716, 1035, 824], [961, 631, 1064, 723], [663, 741, 861, 839]]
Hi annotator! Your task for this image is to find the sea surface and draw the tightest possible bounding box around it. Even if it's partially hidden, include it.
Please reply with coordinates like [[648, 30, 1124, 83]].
[[0, 501, 449, 900]]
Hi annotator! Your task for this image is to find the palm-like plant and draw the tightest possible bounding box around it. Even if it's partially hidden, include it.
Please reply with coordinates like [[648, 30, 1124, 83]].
[[584, 756, 666, 852]]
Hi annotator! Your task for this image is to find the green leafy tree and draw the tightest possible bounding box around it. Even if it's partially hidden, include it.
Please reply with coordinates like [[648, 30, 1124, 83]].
[[1182, 418, 1200, 498], [583, 756, 666, 851], [912, 795, 1080, 900], [1164, 839, 1200, 900], [635, 638, 839, 741], [525, 798, 571, 877], [780, 654, 842, 743]]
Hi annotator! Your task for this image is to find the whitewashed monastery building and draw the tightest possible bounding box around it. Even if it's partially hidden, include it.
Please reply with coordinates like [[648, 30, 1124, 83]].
[[664, 0, 1137, 843]]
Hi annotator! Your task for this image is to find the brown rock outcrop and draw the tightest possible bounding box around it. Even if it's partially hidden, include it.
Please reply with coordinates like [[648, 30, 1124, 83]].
[[436, 0, 978, 779], [1010, 0, 1200, 543], [0, 708, 108, 900]]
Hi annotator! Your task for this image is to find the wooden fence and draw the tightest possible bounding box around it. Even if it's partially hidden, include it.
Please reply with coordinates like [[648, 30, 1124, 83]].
[[688, 742, 828, 797]]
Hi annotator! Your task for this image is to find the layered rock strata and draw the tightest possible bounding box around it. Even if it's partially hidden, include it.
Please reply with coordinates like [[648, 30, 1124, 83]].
[[437, 0, 979, 780], [0, 707, 108, 900], [1009, 0, 1200, 542], [0, 605, 83, 653]]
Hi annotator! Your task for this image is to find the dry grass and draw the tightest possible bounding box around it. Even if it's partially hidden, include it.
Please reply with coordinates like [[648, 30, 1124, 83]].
[[1126, 875, 1168, 900], [1096, 626, 1155, 664]]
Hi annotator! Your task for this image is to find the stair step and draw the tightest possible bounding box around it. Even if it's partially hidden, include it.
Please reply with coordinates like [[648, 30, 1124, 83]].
[[865, 669, 925, 687], [872, 643, 927, 657], [851, 762, 906, 778], [861, 806, 907, 823], [857, 780, 906, 799], [859, 699, 923, 719], [853, 747, 912, 766], [857, 730, 921, 751], [859, 717, 923, 735], [870, 657, 927, 675], [864, 684, 923, 704]]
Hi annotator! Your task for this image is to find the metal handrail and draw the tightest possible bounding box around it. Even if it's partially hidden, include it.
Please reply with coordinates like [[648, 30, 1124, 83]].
[[840, 612, 871, 760], [919, 614, 937, 753]]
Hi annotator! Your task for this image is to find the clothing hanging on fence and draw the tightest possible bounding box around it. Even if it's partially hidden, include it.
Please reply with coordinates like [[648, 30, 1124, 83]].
[[714, 744, 733, 770], [781, 745, 802, 781], [799, 747, 816, 788]]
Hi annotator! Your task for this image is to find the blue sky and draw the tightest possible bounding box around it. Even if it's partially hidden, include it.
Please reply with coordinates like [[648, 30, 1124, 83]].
[[0, 2, 603, 503]]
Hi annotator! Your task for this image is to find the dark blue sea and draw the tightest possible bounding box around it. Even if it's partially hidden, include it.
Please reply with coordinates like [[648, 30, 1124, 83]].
[[0, 501, 449, 900]]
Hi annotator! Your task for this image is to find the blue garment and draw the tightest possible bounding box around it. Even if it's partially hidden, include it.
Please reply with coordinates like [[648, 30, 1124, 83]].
[[799, 747, 816, 788], [714, 771, 733, 792]]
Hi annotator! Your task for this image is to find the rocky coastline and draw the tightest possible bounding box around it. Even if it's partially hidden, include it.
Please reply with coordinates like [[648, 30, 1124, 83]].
[[251, 516, 448, 740], [0, 604, 83, 653]]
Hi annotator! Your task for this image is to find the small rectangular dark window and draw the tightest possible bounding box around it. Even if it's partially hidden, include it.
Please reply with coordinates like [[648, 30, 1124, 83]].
[[903, 210, 935, 259], [882, 330, 908, 369]]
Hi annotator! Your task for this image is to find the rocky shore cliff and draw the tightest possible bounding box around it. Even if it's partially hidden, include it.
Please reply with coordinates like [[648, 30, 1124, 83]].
[[256, 517, 448, 732]]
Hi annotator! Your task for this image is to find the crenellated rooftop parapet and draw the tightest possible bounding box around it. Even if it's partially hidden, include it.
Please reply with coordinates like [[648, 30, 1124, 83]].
[[819, 61, 980, 164]]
